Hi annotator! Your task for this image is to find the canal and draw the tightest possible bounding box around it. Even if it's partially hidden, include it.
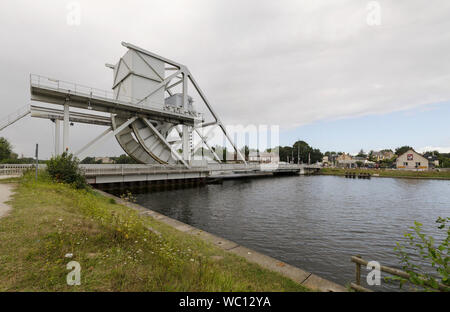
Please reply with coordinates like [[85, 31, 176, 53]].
[[121, 175, 450, 290]]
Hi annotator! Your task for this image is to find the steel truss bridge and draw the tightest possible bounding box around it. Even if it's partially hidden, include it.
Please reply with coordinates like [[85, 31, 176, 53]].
[[2, 42, 246, 168]]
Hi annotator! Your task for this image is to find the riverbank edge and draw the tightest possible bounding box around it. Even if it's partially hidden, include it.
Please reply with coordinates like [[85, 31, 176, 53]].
[[94, 188, 347, 292], [319, 169, 450, 180]]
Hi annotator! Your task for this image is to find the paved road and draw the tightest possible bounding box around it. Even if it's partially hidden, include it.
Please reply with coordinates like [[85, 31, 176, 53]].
[[0, 183, 13, 218]]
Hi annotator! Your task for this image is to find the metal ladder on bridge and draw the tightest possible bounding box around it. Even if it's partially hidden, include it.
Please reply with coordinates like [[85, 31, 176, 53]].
[[0, 104, 30, 132]]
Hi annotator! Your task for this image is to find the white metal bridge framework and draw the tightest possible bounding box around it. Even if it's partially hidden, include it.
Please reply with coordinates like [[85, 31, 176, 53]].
[[0, 42, 247, 168]]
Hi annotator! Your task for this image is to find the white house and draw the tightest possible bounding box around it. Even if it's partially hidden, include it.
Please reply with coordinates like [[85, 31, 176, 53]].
[[396, 149, 428, 170]]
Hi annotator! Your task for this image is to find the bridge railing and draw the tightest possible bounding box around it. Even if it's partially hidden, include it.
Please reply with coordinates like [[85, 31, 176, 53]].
[[80, 164, 209, 176], [0, 104, 31, 131], [0, 163, 318, 177], [207, 163, 260, 171], [30, 74, 203, 119], [0, 164, 46, 176]]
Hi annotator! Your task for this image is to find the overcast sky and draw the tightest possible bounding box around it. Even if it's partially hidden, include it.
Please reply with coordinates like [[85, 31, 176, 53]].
[[1, 0, 450, 158]]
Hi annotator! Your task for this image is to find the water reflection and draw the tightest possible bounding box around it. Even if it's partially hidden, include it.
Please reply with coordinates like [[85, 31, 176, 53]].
[[117, 175, 450, 290]]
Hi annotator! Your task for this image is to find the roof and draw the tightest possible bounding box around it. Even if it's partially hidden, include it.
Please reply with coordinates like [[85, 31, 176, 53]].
[[396, 149, 428, 162]]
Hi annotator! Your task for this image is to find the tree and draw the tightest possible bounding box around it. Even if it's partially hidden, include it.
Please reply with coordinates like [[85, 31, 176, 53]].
[[395, 146, 413, 156], [275, 141, 323, 164], [46, 152, 87, 189], [80, 157, 102, 164], [292, 140, 323, 164], [379, 158, 395, 168], [0, 137, 13, 162], [113, 154, 137, 164], [439, 156, 450, 168], [356, 149, 367, 158], [240, 145, 250, 161]]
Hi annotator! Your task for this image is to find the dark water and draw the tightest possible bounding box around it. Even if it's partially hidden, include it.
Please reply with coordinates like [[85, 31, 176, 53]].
[[126, 175, 449, 290]]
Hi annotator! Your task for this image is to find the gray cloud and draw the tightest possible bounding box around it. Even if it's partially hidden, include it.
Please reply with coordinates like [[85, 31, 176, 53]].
[[0, 0, 449, 158]]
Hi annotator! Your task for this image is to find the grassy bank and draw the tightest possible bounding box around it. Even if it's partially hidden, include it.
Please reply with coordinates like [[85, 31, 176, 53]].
[[0, 173, 308, 291], [320, 167, 450, 180]]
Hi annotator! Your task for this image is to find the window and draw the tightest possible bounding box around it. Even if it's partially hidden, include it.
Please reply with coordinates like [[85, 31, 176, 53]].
[[403, 162, 408, 166], [416, 162, 421, 167]]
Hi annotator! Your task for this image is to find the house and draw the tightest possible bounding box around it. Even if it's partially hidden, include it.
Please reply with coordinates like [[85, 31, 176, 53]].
[[424, 153, 439, 168], [372, 150, 395, 162], [249, 151, 279, 163], [322, 156, 330, 167], [328, 153, 338, 166], [336, 153, 353, 162], [336, 153, 357, 168], [396, 149, 428, 170]]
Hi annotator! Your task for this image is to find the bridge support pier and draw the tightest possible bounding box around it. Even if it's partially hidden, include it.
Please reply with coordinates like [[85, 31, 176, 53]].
[[54, 119, 60, 156], [182, 125, 191, 163]]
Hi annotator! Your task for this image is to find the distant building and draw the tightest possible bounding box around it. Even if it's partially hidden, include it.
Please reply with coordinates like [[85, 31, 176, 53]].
[[336, 153, 356, 168], [249, 152, 279, 163], [425, 153, 439, 168], [336, 153, 353, 162], [324, 153, 338, 167], [94, 157, 114, 164], [352, 156, 367, 162], [322, 156, 330, 167], [372, 150, 395, 161], [396, 149, 428, 170]]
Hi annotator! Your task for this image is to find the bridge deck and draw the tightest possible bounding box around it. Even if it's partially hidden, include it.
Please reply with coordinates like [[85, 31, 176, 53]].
[[30, 75, 199, 125], [0, 163, 320, 185]]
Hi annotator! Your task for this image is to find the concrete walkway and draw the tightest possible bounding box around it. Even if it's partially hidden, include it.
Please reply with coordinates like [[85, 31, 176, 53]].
[[0, 183, 14, 219]]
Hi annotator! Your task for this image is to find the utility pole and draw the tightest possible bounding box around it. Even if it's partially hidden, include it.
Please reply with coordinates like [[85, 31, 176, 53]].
[[297, 148, 299, 165], [63, 102, 70, 152], [35, 143, 39, 181]]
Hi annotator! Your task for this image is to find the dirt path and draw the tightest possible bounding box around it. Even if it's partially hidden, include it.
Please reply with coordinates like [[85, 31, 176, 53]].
[[0, 183, 13, 218]]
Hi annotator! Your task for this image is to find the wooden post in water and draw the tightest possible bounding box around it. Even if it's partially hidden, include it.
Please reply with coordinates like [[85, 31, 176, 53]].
[[355, 254, 361, 286]]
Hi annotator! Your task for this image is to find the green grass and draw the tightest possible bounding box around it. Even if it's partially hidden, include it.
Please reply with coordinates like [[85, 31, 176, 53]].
[[0, 173, 309, 292], [320, 167, 450, 180]]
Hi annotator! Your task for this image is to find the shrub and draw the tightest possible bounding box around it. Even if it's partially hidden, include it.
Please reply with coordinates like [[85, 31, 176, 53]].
[[389, 217, 449, 291], [46, 152, 87, 189]]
